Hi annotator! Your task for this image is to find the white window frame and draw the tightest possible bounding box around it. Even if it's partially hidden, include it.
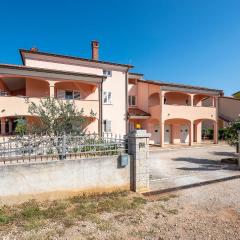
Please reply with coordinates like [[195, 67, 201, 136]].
[[128, 95, 137, 106], [57, 89, 81, 100], [103, 69, 112, 77], [103, 91, 112, 104], [103, 119, 112, 133]]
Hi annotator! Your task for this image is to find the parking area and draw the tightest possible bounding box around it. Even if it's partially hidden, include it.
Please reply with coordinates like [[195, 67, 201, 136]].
[[149, 144, 240, 192]]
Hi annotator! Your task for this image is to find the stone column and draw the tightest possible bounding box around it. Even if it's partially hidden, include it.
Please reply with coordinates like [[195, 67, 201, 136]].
[[1, 118, 6, 135], [189, 121, 194, 146], [160, 122, 164, 147], [190, 94, 195, 106], [49, 82, 55, 97], [213, 121, 218, 144], [128, 129, 150, 193]]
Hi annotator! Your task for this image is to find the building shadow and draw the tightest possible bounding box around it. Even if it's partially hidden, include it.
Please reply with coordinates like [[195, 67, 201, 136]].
[[212, 151, 236, 157], [172, 157, 237, 171]]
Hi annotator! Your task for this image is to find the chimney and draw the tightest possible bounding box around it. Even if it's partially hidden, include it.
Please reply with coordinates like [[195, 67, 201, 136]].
[[91, 40, 99, 60], [30, 47, 38, 52]]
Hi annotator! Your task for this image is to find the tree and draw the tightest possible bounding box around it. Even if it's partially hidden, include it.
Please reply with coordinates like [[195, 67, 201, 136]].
[[233, 91, 240, 99], [224, 118, 240, 152], [26, 97, 96, 136]]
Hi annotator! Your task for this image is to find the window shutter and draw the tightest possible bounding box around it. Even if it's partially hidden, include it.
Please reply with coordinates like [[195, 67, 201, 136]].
[[74, 91, 80, 99], [103, 91, 107, 103], [108, 92, 112, 104], [57, 90, 65, 99], [132, 96, 136, 106], [106, 120, 111, 132]]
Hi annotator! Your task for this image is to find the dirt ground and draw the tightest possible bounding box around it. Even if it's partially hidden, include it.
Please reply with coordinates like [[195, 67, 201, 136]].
[[1, 178, 240, 240]]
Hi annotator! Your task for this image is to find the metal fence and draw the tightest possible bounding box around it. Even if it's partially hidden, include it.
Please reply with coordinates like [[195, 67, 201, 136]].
[[0, 133, 127, 165]]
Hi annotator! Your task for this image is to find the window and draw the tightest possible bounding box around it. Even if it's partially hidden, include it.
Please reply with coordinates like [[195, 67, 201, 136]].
[[57, 90, 81, 100], [103, 120, 111, 132], [103, 91, 112, 104], [103, 70, 112, 77], [128, 95, 136, 106]]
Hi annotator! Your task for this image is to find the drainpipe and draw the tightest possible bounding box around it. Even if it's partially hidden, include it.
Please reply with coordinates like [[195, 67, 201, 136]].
[[98, 80, 103, 136], [125, 69, 129, 135], [238, 130, 240, 168]]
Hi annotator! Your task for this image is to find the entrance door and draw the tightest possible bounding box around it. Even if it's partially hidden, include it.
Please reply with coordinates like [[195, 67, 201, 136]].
[[164, 124, 171, 144], [180, 125, 189, 143], [153, 125, 160, 144]]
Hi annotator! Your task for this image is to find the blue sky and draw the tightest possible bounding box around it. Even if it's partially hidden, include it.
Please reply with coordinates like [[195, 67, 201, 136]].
[[0, 0, 239, 95]]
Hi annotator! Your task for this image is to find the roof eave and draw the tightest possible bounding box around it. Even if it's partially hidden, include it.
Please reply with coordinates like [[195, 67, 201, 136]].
[[139, 79, 223, 94], [19, 49, 134, 70]]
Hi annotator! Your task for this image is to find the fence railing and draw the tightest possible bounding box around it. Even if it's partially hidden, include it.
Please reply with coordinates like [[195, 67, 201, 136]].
[[0, 133, 127, 165]]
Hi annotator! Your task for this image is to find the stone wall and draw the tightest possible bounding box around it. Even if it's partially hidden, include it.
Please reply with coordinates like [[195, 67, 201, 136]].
[[0, 156, 130, 205]]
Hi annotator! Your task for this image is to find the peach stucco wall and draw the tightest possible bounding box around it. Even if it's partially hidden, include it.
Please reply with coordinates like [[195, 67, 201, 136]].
[[165, 92, 190, 105], [219, 97, 240, 122], [102, 70, 126, 135], [26, 78, 49, 97], [25, 59, 102, 75]]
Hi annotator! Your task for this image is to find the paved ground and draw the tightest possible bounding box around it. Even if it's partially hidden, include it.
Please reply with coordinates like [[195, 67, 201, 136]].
[[149, 144, 240, 191]]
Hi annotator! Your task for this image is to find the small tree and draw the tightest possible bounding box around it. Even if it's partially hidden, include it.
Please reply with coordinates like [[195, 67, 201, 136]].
[[14, 118, 27, 136], [26, 97, 96, 136]]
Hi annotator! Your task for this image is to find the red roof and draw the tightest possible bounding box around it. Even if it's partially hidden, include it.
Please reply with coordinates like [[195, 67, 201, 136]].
[[128, 108, 150, 117]]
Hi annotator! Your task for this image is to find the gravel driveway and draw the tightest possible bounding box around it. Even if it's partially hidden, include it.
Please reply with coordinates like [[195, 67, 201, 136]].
[[9, 178, 240, 240], [149, 144, 240, 191]]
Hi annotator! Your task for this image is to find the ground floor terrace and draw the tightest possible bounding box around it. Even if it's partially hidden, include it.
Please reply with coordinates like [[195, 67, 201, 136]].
[[0, 115, 96, 136], [129, 117, 218, 147]]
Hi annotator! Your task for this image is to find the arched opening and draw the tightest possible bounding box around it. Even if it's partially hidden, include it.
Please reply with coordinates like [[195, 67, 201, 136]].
[[55, 81, 98, 100], [164, 92, 191, 106], [194, 118, 217, 144], [0, 76, 26, 96], [164, 118, 191, 145], [149, 93, 160, 107], [193, 94, 215, 107], [0, 76, 51, 98]]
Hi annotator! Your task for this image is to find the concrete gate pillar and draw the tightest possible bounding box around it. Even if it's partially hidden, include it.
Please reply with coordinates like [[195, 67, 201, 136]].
[[128, 129, 150, 193]]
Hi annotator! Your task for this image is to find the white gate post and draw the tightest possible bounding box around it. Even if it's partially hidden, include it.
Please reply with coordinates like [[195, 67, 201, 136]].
[[128, 130, 150, 193]]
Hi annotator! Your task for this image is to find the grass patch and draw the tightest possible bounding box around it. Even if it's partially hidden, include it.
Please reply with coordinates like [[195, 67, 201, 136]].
[[0, 191, 146, 233], [168, 209, 178, 215], [0, 213, 11, 224]]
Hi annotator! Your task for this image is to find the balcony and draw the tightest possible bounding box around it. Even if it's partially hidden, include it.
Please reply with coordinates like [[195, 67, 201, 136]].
[[162, 104, 217, 121], [0, 96, 99, 118]]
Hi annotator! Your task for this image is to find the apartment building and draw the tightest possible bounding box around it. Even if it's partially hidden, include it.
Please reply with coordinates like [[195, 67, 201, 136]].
[[0, 41, 223, 146], [128, 73, 223, 146]]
